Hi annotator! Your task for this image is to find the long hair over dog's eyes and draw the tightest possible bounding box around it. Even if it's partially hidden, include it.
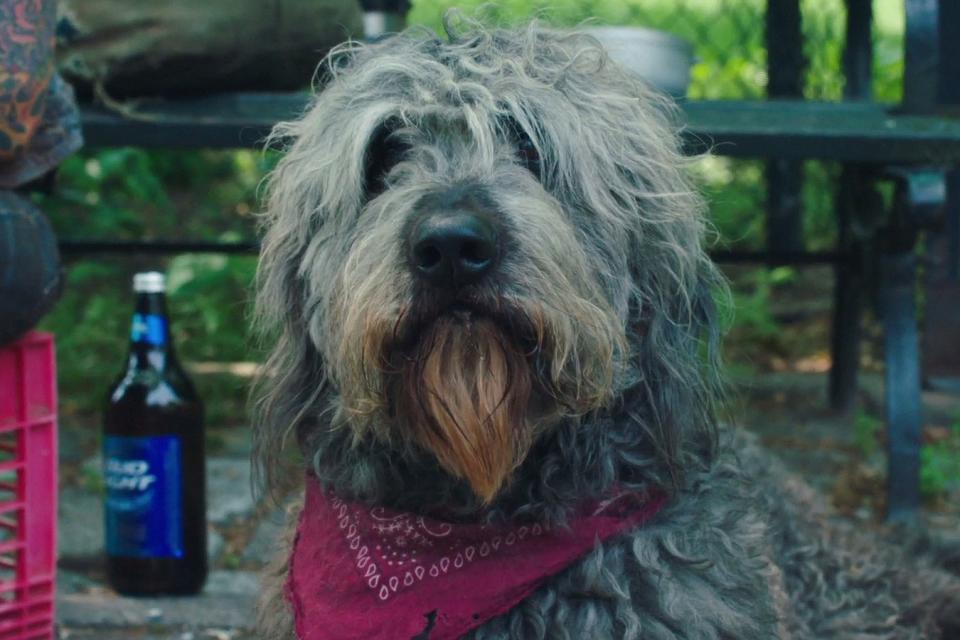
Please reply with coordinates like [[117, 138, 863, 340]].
[[364, 119, 410, 198], [503, 118, 541, 181]]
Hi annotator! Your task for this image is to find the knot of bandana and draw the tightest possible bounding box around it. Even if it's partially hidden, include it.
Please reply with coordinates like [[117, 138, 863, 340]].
[[286, 476, 667, 640]]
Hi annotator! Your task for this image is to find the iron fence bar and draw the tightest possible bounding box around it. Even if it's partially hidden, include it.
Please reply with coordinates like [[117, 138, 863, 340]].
[[57, 239, 843, 265], [709, 251, 842, 265], [58, 240, 260, 255], [843, 0, 874, 101], [765, 0, 805, 256], [829, 0, 874, 412], [903, 0, 939, 114]]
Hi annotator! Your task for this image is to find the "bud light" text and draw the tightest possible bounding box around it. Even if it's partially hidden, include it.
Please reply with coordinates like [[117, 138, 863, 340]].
[[105, 458, 158, 491]]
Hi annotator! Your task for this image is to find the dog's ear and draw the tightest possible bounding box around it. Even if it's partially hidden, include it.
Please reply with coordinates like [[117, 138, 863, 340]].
[[545, 39, 727, 479], [615, 100, 725, 480], [252, 144, 329, 498], [617, 123, 726, 483], [253, 53, 391, 495], [252, 101, 345, 498], [625, 261, 725, 486]]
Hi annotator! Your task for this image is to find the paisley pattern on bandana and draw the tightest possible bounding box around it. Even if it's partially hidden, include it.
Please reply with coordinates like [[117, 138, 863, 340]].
[[330, 495, 552, 602]]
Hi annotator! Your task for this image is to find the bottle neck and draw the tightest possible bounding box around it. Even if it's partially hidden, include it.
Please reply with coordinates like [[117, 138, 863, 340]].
[[128, 292, 175, 370]]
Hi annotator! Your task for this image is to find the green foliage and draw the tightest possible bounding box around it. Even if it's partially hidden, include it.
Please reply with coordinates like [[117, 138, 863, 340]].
[[166, 253, 259, 363], [39, 260, 129, 418], [222, 552, 242, 570], [920, 421, 960, 499], [80, 457, 105, 494], [802, 161, 841, 250], [693, 158, 766, 250], [727, 267, 797, 341], [853, 409, 882, 456], [851, 410, 959, 501]]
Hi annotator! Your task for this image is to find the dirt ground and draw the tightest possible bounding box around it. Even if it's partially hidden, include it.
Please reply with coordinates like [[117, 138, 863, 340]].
[[732, 370, 959, 529], [721, 265, 959, 531]]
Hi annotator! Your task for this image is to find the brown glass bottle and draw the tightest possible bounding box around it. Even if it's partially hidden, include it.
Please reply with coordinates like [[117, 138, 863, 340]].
[[103, 272, 207, 595]]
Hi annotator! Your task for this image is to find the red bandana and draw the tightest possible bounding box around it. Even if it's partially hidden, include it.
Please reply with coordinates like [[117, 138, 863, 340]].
[[285, 476, 667, 640]]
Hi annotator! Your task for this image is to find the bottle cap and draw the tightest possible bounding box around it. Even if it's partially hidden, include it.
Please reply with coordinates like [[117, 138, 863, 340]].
[[133, 272, 166, 293]]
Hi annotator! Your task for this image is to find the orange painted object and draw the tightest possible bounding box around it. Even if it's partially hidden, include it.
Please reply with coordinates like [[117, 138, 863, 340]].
[[0, 332, 57, 640]]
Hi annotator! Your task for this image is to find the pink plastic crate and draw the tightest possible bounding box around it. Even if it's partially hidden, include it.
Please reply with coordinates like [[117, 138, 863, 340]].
[[0, 333, 58, 640]]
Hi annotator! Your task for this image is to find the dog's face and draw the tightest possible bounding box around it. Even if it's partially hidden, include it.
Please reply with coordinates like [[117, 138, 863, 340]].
[[256, 21, 720, 505]]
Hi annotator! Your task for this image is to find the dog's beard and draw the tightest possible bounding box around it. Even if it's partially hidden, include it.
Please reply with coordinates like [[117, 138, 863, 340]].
[[330, 253, 626, 503], [392, 315, 532, 503]]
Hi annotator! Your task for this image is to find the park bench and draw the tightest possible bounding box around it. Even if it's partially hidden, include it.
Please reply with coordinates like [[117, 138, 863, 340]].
[[59, 0, 960, 522]]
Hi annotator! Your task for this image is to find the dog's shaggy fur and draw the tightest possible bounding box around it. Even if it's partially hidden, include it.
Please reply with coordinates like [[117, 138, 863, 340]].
[[253, 17, 960, 639]]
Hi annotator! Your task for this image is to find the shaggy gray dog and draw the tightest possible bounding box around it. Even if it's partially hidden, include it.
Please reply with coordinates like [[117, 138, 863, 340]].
[[253, 17, 960, 639]]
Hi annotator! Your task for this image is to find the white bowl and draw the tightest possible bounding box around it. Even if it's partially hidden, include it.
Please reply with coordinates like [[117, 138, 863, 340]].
[[584, 26, 694, 98]]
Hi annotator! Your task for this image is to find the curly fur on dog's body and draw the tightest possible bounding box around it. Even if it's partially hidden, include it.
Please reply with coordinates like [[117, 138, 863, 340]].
[[253, 17, 960, 639]]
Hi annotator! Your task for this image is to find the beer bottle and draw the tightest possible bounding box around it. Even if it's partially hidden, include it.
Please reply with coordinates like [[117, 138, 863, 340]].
[[103, 271, 207, 595]]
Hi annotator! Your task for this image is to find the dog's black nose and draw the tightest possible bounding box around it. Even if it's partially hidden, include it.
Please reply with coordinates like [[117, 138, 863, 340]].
[[410, 212, 498, 288]]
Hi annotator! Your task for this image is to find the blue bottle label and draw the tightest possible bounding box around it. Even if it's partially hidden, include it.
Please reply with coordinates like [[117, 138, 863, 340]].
[[104, 435, 184, 558], [130, 313, 167, 346]]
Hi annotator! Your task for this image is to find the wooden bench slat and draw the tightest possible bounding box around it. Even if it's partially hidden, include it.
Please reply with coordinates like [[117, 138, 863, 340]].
[[683, 100, 960, 162], [79, 94, 960, 163]]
